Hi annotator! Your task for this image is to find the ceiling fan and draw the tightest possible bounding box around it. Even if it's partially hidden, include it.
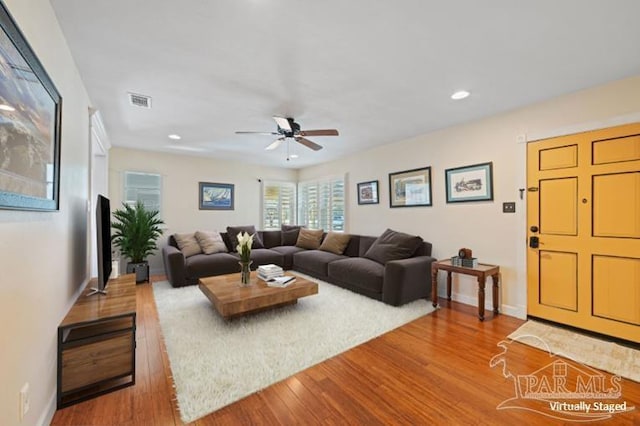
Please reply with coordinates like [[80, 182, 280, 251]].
[[236, 116, 339, 152]]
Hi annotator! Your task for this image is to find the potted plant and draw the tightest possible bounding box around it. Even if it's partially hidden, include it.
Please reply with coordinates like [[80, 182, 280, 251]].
[[111, 201, 164, 283]]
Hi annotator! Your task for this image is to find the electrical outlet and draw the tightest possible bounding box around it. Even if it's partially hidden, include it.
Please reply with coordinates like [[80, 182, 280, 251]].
[[19, 382, 29, 421], [503, 202, 516, 213]]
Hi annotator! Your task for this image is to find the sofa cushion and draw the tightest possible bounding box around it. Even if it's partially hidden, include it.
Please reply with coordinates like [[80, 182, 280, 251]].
[[296, 228, 324, 249], [185, 252, 240, 277], [173, 233, 203, 257], [261, 230, 282, 249], [319, 232, 351, 255], [226, 225, 265, 250], [194, 231, 228, 254], [328, 257, 384, 294], [363, 228, 423, 265], [281, 225, 302, 246], [271, 245, 306, 270], [241, 248, 284, 268], [358, 236, 377, 256], [293, 249, 346, 277]]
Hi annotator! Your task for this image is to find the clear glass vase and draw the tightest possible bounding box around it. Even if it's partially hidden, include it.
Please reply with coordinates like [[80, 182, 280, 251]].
[[239, 260, 252, 286]]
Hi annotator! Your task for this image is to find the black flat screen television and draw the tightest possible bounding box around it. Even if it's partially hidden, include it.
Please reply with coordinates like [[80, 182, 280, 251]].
[[88, 194, 112, 296]]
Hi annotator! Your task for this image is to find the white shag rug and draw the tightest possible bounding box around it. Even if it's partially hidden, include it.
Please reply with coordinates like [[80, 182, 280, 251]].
[[508, 320, 640, 382], [153, 273, 435, 423]]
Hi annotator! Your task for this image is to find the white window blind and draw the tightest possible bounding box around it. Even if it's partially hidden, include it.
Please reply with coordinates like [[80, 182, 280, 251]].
[[262, 181, 297, 230], [123, 171, 162, 215], [298, 176, 345, 231]]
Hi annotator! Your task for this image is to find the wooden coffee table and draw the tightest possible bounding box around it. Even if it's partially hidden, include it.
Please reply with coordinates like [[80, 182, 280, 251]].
[[198, 272, 318, 319]]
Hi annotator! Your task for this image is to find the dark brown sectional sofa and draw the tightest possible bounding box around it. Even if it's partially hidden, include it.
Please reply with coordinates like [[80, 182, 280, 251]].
[[162, 229, 435, 306]]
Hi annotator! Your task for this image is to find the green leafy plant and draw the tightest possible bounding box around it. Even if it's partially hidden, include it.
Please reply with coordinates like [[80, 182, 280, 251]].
[[111, 201, 164, 264]]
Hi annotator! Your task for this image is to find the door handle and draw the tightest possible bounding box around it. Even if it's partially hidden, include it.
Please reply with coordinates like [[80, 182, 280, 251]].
[[529, 236, 539, 249]]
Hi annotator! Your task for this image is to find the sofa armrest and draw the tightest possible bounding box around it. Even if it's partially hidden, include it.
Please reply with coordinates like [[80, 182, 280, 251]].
[[382, 255, 435, 306], [162, 245, 187, 287]]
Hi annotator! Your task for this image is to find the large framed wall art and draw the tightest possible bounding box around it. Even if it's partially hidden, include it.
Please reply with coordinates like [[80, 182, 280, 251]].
[[388, 166, 432, 207], [0, 3, 62, 211], [445, 162, 494, 203], [199, 182, 234, 210]]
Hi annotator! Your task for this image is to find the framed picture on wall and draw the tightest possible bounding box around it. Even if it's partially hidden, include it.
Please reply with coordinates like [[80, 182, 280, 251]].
[[357, 180, 379, 205], [445, 162, 494, 203], [0, 3, 62, 211], [388, 167, 432, 207], [199, 182, 234, 210]]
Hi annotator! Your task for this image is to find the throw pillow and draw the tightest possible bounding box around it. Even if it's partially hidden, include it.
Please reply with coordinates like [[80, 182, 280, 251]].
[[363, 228, 423, 265], [281, 224, 302, 246], [226, 225, 265, 251], [295, 228, 324, 250], [173, 232, 203, 257], [319, 232, 351, 255], [195, 231, 228, 254]]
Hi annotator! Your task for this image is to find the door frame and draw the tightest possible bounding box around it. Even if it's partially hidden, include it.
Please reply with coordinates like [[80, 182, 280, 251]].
[[517, 111, 640, 319]]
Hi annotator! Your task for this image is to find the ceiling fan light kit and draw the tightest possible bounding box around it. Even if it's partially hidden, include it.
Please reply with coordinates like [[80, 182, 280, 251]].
[[236, 116, 339, 154]]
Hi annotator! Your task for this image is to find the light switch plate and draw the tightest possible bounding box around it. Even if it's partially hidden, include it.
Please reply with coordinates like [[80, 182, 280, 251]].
[[503, 202, 516, 213]]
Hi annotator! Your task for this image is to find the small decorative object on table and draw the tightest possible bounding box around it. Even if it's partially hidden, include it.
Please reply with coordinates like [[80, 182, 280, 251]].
[[236, 232, 254, 286], [257, 264, 284, 281], [451, 247, 478, 267]]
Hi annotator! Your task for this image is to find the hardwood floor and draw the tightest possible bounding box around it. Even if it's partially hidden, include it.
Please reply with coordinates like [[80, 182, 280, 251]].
[[52, 277, 640, 425]]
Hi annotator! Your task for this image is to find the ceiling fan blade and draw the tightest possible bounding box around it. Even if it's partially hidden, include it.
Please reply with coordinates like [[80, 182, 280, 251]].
[[295, 136, 323, 151], [272, 116, 292, 132], [298, 129, 339, 137], [265, 137, 285, 151], [235, 131, 280, 135]]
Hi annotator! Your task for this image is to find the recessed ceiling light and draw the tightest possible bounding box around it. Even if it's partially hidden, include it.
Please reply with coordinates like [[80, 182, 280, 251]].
[[0, 104, 16, 111], [168, 134, 181, 140], [451, 90, 470, 100], [167, 144, 204, 152]]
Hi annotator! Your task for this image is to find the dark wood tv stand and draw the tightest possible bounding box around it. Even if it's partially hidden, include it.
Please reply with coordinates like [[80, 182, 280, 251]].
[[57, 274, 137, 408]]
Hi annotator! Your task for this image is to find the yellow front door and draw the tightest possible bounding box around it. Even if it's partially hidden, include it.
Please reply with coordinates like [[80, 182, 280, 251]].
[[527, 123, 640, 343]]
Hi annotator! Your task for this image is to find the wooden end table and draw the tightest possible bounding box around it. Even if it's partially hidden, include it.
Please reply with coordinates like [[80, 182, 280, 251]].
[[431, 259, 500, 321]]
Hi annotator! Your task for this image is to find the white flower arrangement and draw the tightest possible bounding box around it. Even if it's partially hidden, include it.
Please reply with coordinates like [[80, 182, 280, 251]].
[[236, 231, 254, 263]]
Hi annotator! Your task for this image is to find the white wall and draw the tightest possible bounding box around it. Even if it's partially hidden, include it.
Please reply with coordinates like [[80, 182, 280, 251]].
[[0, 1, 93, 425], [108, 148, 298, 274], [299, 75, 640, 318]]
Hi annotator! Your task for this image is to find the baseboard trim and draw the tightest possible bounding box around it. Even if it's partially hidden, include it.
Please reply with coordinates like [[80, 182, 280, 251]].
[[39, 390, 56, 426], [446, 291, 525, 319]]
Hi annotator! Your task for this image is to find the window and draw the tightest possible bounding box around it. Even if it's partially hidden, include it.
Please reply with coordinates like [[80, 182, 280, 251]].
[[298, 176, 345, 231], [123, 171, 162, 215], [262, 181, 297, 230]]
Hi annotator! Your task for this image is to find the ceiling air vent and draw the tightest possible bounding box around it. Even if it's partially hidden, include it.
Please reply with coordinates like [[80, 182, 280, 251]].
[[128, 92, 152, 108]]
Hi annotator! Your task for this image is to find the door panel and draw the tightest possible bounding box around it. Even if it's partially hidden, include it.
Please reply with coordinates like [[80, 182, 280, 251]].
[[539, 251, 577, 311], [527, 123, 640, 343], [592, 134, 640, 164], [539, 178, 577, 235], [592, 255, 640, 326], [539, 144, 578, 170], [592, 172, 640, 238]]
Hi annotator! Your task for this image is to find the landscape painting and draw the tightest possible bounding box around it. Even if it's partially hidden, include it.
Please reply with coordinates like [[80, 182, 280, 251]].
[[199, 182, 234, 210], [445, 162, 494, 203], [0, 3, 62, 211]]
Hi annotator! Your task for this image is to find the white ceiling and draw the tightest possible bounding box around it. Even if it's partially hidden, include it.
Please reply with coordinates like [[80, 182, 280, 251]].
[[50, 0, 640, 168]]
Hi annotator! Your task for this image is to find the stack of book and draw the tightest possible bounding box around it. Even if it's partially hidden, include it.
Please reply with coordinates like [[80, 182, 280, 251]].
[[451, 256, 478, 268], [257, 264, 284, 281], [265, 275, 296, 287]]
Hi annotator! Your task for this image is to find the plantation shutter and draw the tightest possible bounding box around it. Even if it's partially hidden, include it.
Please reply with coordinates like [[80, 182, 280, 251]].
[[262, 181, 297, 230], [298, 175, 345, 231], [123, 171, 162, 215]]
